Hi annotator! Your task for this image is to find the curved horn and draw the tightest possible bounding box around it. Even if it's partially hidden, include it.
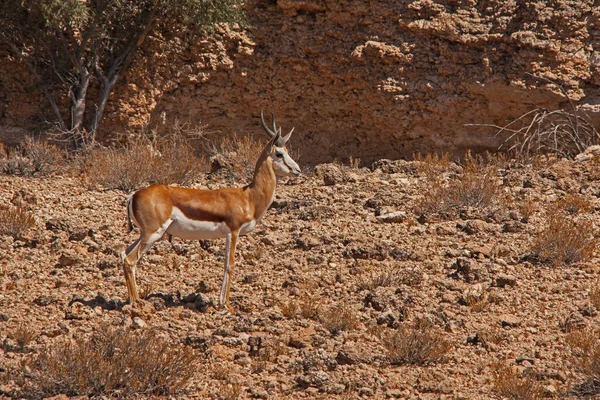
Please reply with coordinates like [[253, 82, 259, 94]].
[[260, 110, 276, 138]]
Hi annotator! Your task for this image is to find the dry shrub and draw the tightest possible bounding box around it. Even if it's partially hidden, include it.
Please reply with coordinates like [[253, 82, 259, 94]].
[[479, 75, 599, 161], [491, 361, 543, 400], [22, 326, 198, 398], [463, 292, 489, 313], [280, 293, 321, 320], [555, 193, 593, 215], [356, 266, 423, 291], [518, 198, 538, 223], [85, 134, 205, 192], [10, 324, 37, 348], [0, 206, 35, 238], [84, 141, 156, 191], [413, 152, 451, 180], [279, 298, 300, 319], [381, 319, 451, 366], [319, 303, 359, 335], [216, 381, 242, 400], [567, 328, 600, 395], [210, 135, 265, 180], [530, 214, 597, 266], [416, 155, 504, 220], [0, 137, 64, 176], [151, 133, 206, 186]]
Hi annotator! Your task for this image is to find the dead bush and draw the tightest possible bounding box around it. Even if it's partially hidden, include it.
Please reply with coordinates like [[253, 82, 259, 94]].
[[567, 328, 600, 395], [319, 303, 359, 335], [555, 193, 593, 215], [413, 152, 452, 180], [21, 325, 198, 398], [0, 137, 64, 176], [416, 156, 504, 220], [85, 132, 205, 191], [151, 133, 206, 186], [209, 135, 265, 181], [10, 324, 37, 348], [529, 214, 597, 266], [85, 141, 156, 191], [0, 206, 35, 238], [491, 361, 544, 400], [381, 319, 451, 366], [477, 75, 599, 161]]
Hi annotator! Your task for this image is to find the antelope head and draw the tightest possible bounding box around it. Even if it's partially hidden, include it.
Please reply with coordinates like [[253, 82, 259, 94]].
[[260, 111, 301, 177]]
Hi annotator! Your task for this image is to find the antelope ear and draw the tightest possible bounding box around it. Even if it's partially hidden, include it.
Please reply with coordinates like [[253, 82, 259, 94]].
[[280, 127, 294, 145]]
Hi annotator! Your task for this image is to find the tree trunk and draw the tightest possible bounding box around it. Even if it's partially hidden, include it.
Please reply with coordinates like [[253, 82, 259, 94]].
[[89, 74, 118, 136], [71, 68, 90, 148]]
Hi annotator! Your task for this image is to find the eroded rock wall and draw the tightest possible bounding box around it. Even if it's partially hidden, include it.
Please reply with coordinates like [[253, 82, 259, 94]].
[[1, 0, 599, 163]]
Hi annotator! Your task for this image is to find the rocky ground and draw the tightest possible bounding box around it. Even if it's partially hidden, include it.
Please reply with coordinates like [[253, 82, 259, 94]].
[[1, 149, 600, 399]]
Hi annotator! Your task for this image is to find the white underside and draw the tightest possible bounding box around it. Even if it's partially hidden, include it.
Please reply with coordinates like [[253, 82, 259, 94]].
[[166, 207, 257, 240]]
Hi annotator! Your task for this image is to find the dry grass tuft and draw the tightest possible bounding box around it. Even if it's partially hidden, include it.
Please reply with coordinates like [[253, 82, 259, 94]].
[[0, 137, 64, 176], [567, 328, 600, 395], [84, 141, 156, 191], [209, 135, 266, 181], [529, 213, 597, 266], [10, 324, 37, 348], [555, 193, 594, 215], [280, 293, 321, 320], [413, 152, 452, 180], [491, 361, 544, 400], [479, 75, 599, 161], [381, 319, 451, 366], [416, 155, 504, 220], [85, 132, 205, 192], [0, 206, 35, 238], [319, 303, 359, 335], [21, 325, 198, 398]]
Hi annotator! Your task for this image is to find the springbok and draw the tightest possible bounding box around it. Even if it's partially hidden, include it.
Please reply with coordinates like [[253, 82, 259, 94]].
[[121, 112, 301, 312]]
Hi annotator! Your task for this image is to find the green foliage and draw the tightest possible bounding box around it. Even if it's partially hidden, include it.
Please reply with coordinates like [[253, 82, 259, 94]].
[[0, 0, 245, 147]]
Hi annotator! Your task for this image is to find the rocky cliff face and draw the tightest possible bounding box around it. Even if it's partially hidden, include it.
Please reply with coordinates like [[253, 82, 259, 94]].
[[1, 0, 599, 164]]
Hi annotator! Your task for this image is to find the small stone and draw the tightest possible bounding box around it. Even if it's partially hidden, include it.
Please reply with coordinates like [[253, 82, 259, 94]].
[[501, 315, 520, 328], [68, 228, 89, 242], [288, 337, 307, 349], [376, 211, 407, 223], [57, 251, 81, 267], [376, 310, 398, 328], [317, 164, 344, 186], [495, 274, 517, 288], [544, 384, 557, 395], [386, 389, 405, 398], [132, 317, 146, 329], [502, 221, 524, 233], [336, 348, 362, 365], [65, 302, 93, 320], [45, 218, 69, 232], [33, 295, 56, 307]]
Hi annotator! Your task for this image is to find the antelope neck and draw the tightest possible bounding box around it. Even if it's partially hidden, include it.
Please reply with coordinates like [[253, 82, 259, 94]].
[[247, 157, 277, 220]]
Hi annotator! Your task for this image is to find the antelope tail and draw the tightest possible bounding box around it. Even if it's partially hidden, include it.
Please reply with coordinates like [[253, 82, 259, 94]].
[[126, 196, 134, 232]]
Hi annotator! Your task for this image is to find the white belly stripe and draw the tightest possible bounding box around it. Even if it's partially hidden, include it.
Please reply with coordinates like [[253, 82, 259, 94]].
[[167, 207, 231, 240]]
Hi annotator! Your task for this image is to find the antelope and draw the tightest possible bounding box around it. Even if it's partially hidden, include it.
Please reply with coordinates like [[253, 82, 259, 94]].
[[121, 112, 301, 312]]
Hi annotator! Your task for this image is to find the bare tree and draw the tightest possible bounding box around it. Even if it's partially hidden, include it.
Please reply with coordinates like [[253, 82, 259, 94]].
[[0, 0, 244, 149]]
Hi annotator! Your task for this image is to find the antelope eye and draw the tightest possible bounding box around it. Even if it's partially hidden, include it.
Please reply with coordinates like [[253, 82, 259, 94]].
[[276, 152, 284, 158]]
